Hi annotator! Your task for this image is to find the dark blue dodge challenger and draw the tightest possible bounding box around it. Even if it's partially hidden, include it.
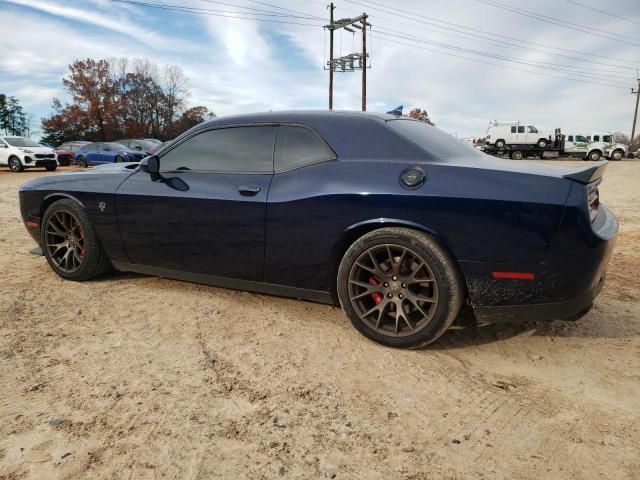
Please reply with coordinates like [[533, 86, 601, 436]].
[[19, 111, 617, 348]]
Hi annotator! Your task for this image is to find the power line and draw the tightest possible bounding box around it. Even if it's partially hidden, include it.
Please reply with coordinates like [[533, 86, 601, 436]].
[[562, 0, 640, 26], [374, 34, 630, 90], [475, 0, 640, 47], [343, 0, 640, 65], [373, 27, 636, 82], [109, 0, 323, 25]]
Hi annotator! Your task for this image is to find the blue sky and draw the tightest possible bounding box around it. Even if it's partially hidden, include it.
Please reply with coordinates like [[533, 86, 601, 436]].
[[1, 0, 639, 139]]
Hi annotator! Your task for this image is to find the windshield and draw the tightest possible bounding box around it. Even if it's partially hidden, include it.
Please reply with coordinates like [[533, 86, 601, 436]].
[[134, 140, 158, 148], [3, 137, 41, 147], [387, 119, 484, 160], [145, 139, 162, 145]]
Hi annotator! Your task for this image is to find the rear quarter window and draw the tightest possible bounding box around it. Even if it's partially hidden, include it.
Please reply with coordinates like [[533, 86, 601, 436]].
[[387, 119, 483, 160], [275, 125, 336, 171]]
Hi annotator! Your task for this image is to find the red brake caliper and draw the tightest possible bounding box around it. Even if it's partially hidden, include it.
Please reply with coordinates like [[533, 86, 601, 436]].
[[369, 277, 383, 304]]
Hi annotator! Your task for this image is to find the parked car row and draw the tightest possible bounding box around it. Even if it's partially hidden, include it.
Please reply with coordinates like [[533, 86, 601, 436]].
[[0, 137, 166, 172]]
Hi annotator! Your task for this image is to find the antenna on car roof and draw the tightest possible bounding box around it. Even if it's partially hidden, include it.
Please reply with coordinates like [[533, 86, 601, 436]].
[[387, 105, 403, 116]]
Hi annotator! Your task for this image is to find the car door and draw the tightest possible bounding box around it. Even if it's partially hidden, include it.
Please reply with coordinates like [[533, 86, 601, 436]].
[[115, 125, 276, 281], [84, 143, 103, 164], [0, 138, 9, 165]]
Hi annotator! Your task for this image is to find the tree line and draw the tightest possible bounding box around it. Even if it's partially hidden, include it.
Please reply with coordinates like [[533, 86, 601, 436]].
[[0, 94, 34, 137], [40, 58, 215, 146]]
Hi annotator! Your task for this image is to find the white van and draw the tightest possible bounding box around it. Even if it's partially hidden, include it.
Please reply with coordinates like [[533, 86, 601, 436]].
[[585, 132, 627, 161], [486, 121, 551, 148]]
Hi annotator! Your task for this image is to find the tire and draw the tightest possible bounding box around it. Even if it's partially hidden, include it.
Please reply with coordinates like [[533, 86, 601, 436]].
[[537, 139, 547, 148], [8, 156, 24, 172], [611, 150, 623, 161], [41, 199, 111, 281], [115, 155, 125, 163], [589, 150, 602, 161], [511, 150, 524, 160], [495, 139, 505, 149], [337, 227, 464, 348], [77, 157, 88, 168], [45, 165, 57, 172]]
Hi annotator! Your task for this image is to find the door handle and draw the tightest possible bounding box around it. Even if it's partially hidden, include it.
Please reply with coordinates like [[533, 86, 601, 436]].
[[238, 185, 261, 196]]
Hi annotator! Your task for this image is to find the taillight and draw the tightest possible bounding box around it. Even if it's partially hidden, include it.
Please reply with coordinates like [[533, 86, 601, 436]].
[[588, 182, 599, 223]]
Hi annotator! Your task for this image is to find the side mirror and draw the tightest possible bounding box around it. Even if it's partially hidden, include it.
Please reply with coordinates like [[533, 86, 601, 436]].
[[140, 155, 159, 174]]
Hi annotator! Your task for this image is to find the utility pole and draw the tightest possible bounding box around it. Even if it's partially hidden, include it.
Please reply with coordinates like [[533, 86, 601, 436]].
[[362, 14, 367, 111], [328, 2, 335, 110], [631, 76, 640, 149], [325, 10, 370, 111]]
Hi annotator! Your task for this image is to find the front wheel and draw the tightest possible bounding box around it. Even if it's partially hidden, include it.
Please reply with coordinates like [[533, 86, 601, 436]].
[[115, 155, 125, 163], [589, 151, 602, 161], [41, 199, 111, 281], [495, 139, 505, 149], [611, 150, 624, 161], [8, 157, 24, 172], [337, 228, 464, 348], [537, 139, 548, 148]]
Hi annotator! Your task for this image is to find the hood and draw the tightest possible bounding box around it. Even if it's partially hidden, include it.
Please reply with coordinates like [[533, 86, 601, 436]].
[[19, 146, 55, 154]]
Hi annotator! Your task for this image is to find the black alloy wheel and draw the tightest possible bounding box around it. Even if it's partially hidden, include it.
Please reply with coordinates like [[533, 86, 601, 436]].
[[347, 244, 439, 337], [43, 210, 86, 273], [41, 199, 111, 280], [338, 228, 464, 348]]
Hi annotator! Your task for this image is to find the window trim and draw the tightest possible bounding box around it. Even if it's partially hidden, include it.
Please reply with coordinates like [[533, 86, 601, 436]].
[[274, 123, 337, 174], [155, 123, 277, 175], [156, 122, 336, 175]]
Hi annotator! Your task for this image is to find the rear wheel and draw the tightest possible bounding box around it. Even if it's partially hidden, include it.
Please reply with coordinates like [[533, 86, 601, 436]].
[[537, 138, 548, 148], [589, 150, 602, 161], [77, 157, 88, 168], [8, 157, 23, 172], [511, 150, 524, 160], [337, 228, 464, 348], [495, 139, 505, 149], [41, 199, 111, 281]]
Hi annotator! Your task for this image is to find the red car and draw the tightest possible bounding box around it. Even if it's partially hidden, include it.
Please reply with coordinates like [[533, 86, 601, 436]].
[[55, 141, 90, 166]]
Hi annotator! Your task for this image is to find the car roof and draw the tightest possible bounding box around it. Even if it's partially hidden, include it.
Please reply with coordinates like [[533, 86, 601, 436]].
[[200, 110, 402, 129]]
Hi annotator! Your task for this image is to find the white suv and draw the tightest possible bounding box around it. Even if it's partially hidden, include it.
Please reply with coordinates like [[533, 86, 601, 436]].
[[0, 136, 58, 172]]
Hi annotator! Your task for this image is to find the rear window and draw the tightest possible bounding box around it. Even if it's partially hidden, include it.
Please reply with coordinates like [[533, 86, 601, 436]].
[[387, 120, 483, 160]]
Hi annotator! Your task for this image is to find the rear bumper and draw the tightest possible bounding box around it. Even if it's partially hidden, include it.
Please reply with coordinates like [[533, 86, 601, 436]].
[[473, 273, 604, 324]]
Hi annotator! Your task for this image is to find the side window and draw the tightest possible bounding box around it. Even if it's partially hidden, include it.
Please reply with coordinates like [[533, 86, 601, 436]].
[[159, 126, 276, 173], [527, 126, 538, 133], [274, 125, 335, 172], [568, 135, 574, 142], [510, 126, 516, 133], [593, 135, 600, 142], [517, 126, 525, 133]]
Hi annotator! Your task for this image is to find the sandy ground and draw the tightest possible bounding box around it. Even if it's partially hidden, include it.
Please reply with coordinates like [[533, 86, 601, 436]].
[[0, 161, 639, 479]]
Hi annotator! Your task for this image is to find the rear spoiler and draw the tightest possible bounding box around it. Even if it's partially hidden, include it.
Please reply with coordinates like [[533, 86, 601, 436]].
[[563, 160, 608, 184]]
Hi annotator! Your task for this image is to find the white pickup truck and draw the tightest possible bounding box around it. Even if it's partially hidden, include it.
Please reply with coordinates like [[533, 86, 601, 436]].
[[563, 134, 607, 161], [485, 121, 551, 148], [585, 132, 627, 161]]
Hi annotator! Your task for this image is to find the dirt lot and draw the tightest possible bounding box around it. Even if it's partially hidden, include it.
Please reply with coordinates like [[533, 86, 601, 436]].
[[0, 161, 639, 479]]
